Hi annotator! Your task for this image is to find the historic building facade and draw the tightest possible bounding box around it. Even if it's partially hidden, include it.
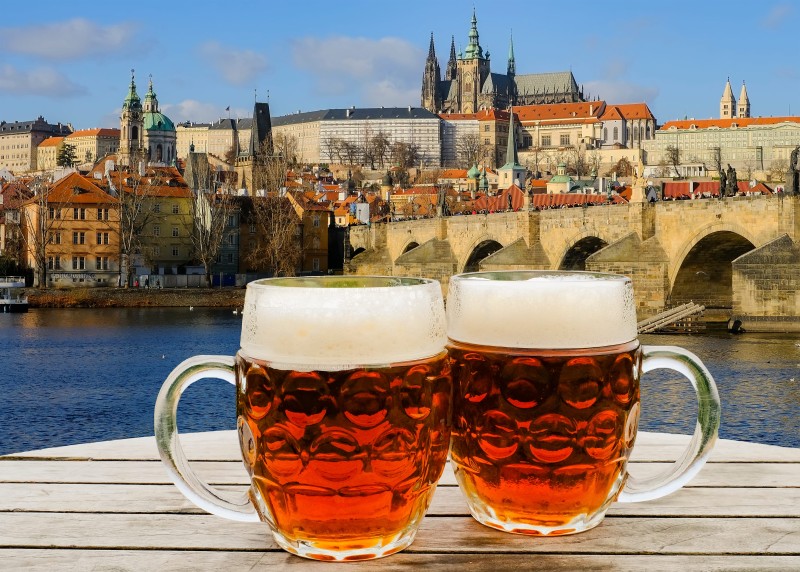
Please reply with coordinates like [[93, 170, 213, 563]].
[[421, 10, 585, 114], [0, 117, 71, 173]]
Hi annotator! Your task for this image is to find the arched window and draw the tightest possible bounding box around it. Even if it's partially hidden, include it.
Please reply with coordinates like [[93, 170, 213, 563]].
[[131, 126, 138, 141], [639, 126, 644, 140], [646, 125, 651, 139], [604, 128, 608, 140], [613, 127, 618, 140]]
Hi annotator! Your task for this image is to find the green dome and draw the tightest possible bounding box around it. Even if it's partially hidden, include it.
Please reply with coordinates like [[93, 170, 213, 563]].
[[467, 163, 480, 178], [144, 111, 175, 132]]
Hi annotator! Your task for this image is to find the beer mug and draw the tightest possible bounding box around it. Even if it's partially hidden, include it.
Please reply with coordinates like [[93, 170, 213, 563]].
[[155, 276, 452, 560], [446, 270, 720, 536]]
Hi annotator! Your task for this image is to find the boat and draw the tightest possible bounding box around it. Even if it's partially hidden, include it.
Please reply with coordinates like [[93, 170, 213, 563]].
[[0, 276, 28, 313]]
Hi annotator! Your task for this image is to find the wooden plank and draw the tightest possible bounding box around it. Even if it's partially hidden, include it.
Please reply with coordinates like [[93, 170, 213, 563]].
[[2, 550, 799, 572], [1, 482, 798, 518], [7, 431, 800, 462], [1, 459, 798, 488], [0, 513, 798, 554]]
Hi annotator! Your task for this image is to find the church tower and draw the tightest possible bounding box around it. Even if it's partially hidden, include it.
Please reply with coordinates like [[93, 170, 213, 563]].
[[119, 70, 144, 167], [498, 109, 526, 190], [737, 81, 751, 118], [720, 78, 736, 119], [457, 9, 491, 114], [421, 33, 442, 112]]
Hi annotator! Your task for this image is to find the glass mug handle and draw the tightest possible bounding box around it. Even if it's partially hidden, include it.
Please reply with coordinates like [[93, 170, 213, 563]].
[[154, 355, 260, 522], [617, 345, 721, 503]]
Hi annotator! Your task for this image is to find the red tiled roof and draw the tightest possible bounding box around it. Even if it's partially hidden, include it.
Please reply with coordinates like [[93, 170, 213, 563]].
[[660, 116, 800, 130], [32, 172, 114, 205], [476, 109, 511, 122], [38, 137, 64, 148], [610, 103, 655, 120], [514, 101, 605, 123], [662, 180, 752, 199], [66, 128, 120, 138], [439, 169, 468, 179]]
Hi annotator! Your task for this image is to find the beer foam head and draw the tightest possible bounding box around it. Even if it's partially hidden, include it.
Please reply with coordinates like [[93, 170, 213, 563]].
[[240, 276, 446, 370], [447, 271, 637, 349]]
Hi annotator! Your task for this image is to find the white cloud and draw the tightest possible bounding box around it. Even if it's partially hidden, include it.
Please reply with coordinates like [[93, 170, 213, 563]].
[[0, 18, 139, 60], [199, 42, 268, 86], [761, 4, 792, 29], [161, 100, 248, 123], [584, 80, 659, 106], [0, 64, 85, 96], [292, 36, 423, 106]]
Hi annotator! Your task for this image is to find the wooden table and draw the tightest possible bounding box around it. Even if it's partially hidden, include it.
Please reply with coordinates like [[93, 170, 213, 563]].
[[2, 431, 799, 571]]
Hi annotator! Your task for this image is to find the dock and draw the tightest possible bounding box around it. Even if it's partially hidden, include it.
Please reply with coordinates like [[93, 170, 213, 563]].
[[2, 430, 799, 570]]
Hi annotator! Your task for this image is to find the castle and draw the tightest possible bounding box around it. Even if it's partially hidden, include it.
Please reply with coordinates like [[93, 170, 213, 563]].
[[421, 10, 586, 114]]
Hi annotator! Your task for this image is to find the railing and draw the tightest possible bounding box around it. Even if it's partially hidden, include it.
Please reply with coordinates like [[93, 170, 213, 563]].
[[638, 302, 706, 334]]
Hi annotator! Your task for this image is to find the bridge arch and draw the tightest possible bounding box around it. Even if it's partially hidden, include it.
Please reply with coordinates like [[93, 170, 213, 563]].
[[556, 232, 611, 271], [461, 237, 504, 273], [401, 240, 420, 254], [669, 223, 758, 309]]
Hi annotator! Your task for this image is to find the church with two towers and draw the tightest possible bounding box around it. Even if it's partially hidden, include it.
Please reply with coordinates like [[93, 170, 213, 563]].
[[421, 10, 586, 114]]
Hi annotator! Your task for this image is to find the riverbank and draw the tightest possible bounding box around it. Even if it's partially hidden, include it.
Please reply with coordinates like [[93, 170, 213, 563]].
[[25, 287, 246, 308]]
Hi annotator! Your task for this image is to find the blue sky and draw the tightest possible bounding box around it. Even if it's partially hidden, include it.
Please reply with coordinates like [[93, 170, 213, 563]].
[[1, 0, 798, 130]]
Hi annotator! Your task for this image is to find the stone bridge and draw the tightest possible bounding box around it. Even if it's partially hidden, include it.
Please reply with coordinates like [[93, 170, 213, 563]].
[[347, 196, 800, 330]]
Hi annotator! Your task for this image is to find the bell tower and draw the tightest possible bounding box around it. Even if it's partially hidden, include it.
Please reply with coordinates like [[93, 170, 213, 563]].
[[421, 33, 442, 112], [720, 77, 736, 119], [457, 9, 490, 113], [119, 69, 144, 167]]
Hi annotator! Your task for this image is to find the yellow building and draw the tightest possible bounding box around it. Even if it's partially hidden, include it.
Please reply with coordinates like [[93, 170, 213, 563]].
[[36, 137, 64, 172], [21, 172, 119, 287], [66, 128, 120, 165]]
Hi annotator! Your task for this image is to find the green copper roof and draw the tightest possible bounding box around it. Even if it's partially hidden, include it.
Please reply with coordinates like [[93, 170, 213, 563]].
[[463, 9, 484, 60], [467, 163, 480, 178], [122, 73, 141, 110], [144, 111, 175, 132]]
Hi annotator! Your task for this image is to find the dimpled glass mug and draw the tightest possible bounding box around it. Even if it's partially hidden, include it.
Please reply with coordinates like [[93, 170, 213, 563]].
[[446, 270, 721, 536], [155, 276, 452, 561]]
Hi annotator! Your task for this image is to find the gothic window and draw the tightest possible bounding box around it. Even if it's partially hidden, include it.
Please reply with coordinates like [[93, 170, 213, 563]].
[[613, 127, 619, 140], [604, 128, 608, 140]]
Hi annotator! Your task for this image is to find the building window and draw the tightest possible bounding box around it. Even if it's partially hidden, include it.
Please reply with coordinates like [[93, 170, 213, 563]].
[[523, 135, 532, 148], [96, 256, 109, 270], [96, 232, 109, 245], [47, 256, 61, 270], [484, 138, 490, 144], [49, 231, 61, 245], [249, 223, 256, 234], [153, 225, 160, 237], [48, 207, 61, 219], [72, 256, 85, 270], [227, 234, 235, 245], [73, 208, 86, 220], [172, 227, 179, 237], [604, 128, 608, 140], [312, 258, 320, 271], [97, 208, 109, 220], [154, 203, 161, 213], [73, 231, 85, 245], [153, 246, 161, 256], [172, 247, 179, 257], [313, 215, 320, 227], [484, 125, 490, 132], [613, 127, 619, 140], [541, 135, 551, 147], [560, 134, 570, 146], [225, 253, 234, 263], [228, 215, 236, 227], [172, 203, 179, 214]]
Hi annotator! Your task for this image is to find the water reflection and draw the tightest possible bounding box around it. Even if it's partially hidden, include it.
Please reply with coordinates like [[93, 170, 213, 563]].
[[1, 310, 798, 454]]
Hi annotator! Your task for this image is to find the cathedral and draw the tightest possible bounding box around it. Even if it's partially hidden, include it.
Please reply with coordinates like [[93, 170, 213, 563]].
[[421, 10, 585, 114], [119, 71, 177, 167]]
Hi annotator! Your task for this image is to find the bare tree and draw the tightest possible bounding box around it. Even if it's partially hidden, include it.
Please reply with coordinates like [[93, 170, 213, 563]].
[[566, 146, 587, 178], [109, 161, 168, 287], [709, 146, 723, 178], [665, 145, 681, 178], [768, 157, 788, 183], [17, 177, 69, 287], [190, 187, 235, 287], [242, 194, 301, 276], [273, 132, 300, 167], [370, 131, 391, 169], [391, 141, 421, 170], [606, 157, 633, 177], [456, 133, 482, 168]]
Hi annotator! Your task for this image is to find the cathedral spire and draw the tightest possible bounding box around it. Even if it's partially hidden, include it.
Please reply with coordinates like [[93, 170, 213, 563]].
[[720, 77, 736, 119], [507, 31, 516, 76], [464, 8, 484, 59], [446, 35, 457, 80], [738, 80, 750, 118], [428, 32, 436, 59], [504, 108, 520, 168]]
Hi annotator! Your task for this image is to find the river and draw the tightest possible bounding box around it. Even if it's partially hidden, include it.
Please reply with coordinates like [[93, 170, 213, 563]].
[[1, 308, 798, 455]]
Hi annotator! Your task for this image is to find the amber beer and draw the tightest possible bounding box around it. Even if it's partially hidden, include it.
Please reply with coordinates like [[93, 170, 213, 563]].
[[446, 271, 720, 536], [155, 276, 451, 561], [236, 353, 451, 555], [449, 340, 640, 534]]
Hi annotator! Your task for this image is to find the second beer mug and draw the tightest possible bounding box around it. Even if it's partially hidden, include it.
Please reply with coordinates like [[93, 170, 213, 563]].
[[446, 270, 720, 536]]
